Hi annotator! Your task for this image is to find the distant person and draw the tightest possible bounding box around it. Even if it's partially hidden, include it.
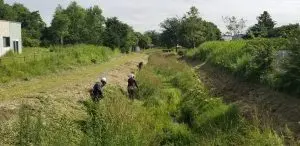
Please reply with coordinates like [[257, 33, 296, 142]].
[[138, 62, 143, 71], [91, 77, 107, 102], [127, 74, 138, 100]]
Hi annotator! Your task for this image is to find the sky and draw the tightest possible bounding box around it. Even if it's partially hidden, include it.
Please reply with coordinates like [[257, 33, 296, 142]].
[[5, 0, 300, 33]]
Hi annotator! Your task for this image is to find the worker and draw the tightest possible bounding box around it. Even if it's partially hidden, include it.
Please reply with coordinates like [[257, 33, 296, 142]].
[[127, 73, 138, 100], [92, 77, 107, 102], [138, 62, 143, 70]]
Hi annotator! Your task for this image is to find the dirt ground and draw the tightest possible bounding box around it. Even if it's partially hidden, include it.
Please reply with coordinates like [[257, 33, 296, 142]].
[[0, 53, 148, 122], [187, 59, 300, 141]]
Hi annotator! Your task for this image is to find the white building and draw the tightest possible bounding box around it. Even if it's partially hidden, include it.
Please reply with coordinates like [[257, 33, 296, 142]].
[[0, 20, 22, 57], [221, 34, 232, 41]]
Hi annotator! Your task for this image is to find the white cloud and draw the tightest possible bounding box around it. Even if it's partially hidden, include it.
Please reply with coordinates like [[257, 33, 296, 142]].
[[5, 0, 300, 33]]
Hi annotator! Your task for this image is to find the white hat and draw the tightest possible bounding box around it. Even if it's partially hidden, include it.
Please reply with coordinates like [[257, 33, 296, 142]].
[[101, 77, 107, 82], [129, 74, 135, 78]]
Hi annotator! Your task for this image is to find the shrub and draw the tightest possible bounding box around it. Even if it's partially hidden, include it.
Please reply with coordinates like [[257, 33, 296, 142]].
[[278, 35, 300, 96], [23, 38, 40, 47]]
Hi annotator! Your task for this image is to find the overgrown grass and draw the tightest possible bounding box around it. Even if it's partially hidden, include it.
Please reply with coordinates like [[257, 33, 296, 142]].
[[0, 44, 120, 83], [186, 38, 290, 90], [145, 54, 283, 145], [7, 53, 284, 145]]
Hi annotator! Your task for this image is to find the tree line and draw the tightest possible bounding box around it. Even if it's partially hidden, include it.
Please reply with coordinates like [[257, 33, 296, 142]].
[[223, 11, 300, 39], [2, 0, 296, 50], [0, 1, 222, 50]]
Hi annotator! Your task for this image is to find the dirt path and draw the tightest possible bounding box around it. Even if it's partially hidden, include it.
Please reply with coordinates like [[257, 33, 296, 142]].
[[0, 53, 148, 122], [187, 60, 300, 140]]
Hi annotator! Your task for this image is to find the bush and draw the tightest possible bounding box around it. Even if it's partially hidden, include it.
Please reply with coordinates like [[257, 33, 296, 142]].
[[278, 35, 300, 96], [23, 38, 40, 47]]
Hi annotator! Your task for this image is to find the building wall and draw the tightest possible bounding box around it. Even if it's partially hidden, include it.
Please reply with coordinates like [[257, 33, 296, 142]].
[[0, 21, 10, 36], [9, 22, 22, 53], [0, 21, 11, 56], [0, 20, 22, 56]]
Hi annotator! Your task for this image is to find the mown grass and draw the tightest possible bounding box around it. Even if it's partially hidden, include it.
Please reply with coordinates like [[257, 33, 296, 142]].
[[5, 52, 284, 145], [0, 44, 120, 83]]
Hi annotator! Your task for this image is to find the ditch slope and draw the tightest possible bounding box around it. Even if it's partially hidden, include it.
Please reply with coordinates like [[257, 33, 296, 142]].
[[189, 60, 300, 140]]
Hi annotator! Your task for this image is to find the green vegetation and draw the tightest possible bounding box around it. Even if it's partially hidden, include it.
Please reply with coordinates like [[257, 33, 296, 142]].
[[0, 0, 45, 47], [160, 7, 221, 48], [4, 53, 283, 145], [278, 33, 300, 95], [0, 1, 153, 50], [186, 38, 300, 96], [244, 11, 300, 39], [0, 45, 119, 82]]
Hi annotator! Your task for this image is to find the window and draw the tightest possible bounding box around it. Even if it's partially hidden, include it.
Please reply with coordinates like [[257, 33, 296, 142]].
[[3, 37, 10, 47]]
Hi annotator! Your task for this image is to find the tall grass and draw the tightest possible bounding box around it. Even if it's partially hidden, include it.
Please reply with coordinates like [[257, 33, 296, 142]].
[[7, 53, 284, 145], [147, 54, 283, 145], [0, 44, 120, 83], [186, 38, 289, 89]]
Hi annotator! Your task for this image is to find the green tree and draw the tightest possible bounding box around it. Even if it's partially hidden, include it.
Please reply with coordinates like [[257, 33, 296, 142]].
[[257, 11, 276, 30], [246, 11, 276, 38], [51, 5, 70, 45], [84, 6, 105, 44], [138, 33, 152, 49], [0, 0, 17, 20], [12, 3, 45, 46], [125, 28, 138, 52], [181, 6, 205, 48], [160, 17, 181, 48], [144, 30, 160, 47], [268, 24, 300, 38], [160, 6, 221, 49], [203, 21, 221, 40], [103, 17, 134, 52], [64, 2, 86, 44]]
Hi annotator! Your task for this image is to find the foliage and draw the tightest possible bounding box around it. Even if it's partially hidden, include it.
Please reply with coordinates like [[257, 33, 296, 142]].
[[245, 11, 276, 38], [278, 31, 300, 96], [50, 5, 70, 45], [160, 6, 221, 48], [103, 17, 138, 53], [187, 38, 289, 87], [0, 2, 46, 47], [137, 33, 152, 49], [268, 23, 300, 38], [144, 30, 161, 46], [160, 17, 182, 48], [84, 6, 105, 45]]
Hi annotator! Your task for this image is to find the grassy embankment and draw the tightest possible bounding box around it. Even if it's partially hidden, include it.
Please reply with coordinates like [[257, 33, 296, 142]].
[[186, 38, 300, 95], [4, 53, 284, 145], [0, 44, 120, 83]]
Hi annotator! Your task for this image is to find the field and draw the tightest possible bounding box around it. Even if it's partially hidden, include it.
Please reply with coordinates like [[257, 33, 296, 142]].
[[0, 45, 120, 83], [1, 44, 300, 145], [0, 49, 289, 145]]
